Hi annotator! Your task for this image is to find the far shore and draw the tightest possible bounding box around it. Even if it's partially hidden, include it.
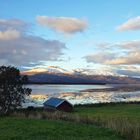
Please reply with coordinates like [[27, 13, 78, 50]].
[[27, 82, 106, 85], [80, 84, 140, 93]]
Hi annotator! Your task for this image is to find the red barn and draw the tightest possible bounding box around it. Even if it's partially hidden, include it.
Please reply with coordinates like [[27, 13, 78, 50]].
[[43, 97, 73, 112]]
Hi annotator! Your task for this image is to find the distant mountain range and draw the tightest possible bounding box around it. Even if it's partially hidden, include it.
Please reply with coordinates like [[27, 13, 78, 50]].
[[22, 66, 140, 84]]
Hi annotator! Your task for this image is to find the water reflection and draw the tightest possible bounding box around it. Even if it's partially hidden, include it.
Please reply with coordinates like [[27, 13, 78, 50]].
[[23, 84, 140, 107], [26, 84, 112, 95]]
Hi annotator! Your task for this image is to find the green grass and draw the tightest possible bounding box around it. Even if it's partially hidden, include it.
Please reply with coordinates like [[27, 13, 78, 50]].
[[74, 104, 140, 120], [0, 117, 123, 140], [2, 103, 140, 140], [74, 103, 140, 140]]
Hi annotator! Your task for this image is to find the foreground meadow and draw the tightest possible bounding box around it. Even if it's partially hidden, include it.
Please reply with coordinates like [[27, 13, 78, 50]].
[[0, 117, 122, 140], [1, 103, 139, 140], [74, 103, 140, 140]]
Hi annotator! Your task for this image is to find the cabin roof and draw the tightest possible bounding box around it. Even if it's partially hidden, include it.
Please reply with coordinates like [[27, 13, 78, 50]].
[[43, 97, 72, 108]]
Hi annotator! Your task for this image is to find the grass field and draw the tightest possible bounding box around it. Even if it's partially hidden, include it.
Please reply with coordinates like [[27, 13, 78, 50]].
[[1, 103, 140, 140], [74, 103, 140, 140], [0, 117, 123, 140], [74, 103, 140, 119]]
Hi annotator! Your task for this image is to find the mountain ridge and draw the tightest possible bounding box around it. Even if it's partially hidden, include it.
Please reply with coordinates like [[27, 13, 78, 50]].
[[22, 66, 140, 84]]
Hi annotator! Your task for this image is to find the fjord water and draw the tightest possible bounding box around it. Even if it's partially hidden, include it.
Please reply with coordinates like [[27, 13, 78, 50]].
[[25, 84, 140, 104], [27, 84, 112, 95]]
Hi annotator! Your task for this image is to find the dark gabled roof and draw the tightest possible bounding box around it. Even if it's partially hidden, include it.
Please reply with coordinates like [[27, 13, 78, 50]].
[[43, 97, 72, 108]]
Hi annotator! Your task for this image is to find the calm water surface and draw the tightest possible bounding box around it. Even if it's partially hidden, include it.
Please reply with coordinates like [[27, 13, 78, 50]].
[[25, 84, 140, 103], [27, 84, 112, 95]]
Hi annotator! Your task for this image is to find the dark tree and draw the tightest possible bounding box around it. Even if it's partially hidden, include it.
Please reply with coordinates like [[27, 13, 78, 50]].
[[0, 66, 31, 115]]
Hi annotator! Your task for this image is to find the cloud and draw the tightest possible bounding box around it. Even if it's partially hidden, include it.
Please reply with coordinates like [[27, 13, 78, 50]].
[[85, 51, 140, 65], [84, 52, 116, 63], [116, 40, 140, 49], [96, 40, 140, 51], [117, 16, 140, 31], [84, 40, 140, 65], [0, 19, 28, 31], [0, 29, 20, 40], [0, 36, 66, 66], [106, 52, 140, 65], [96, 42, 111, 48], [36, 16, 87, 34], [0, 18, 66, 67], [116, 66, 140, 77], [85, 39, 140, 65]]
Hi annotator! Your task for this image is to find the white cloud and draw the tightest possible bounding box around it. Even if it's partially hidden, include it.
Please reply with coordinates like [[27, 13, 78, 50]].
[[116, 66, 140, 77], [0, 29, 20, 40], [96, 40, 140, 50], [85, 39, 140, 65], [84, 52, 116, 63], [0, 36, 66, 66], [0, 19, 28, 32], [106, 52, 140, 65], [117, 16, 140, 31], [96, 42, 111, 48], [85, 51, 140, 65], [36, 16, 87, 34], [116, 40, 140, 49], [0, 18, 66, 67]]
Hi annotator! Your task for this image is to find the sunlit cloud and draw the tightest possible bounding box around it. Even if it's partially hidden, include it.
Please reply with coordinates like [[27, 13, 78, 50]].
[[0, 29, 20, 40], [0, 19, 28, 32], [84, 52, 116, 63], [0, 36, 66, 65], [85, 39, 140, 65], [96, 40, 140, 50], [117, 16, 140, 31], [0, 18, 66, 67], [36, 16, 87, 34], [115, 40, 140, 50], [96, 42, 111, 48], [106, 52, 140, 65], [116, 65, 140, 77], [85, 51, 140, 65]]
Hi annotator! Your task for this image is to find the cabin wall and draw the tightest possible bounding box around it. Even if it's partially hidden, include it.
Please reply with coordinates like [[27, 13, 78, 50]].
[[44, 106, 56, 112], [57, 101, 73, 112]]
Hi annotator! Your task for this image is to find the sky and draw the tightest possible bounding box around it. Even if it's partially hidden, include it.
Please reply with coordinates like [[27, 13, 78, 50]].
[[1, 0, 140, 77]]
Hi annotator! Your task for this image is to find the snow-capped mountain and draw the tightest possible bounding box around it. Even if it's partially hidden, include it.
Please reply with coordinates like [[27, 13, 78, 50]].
[[22, 66, 140, 84], [22, 66, 72, 75], [22, 66, 117, 76], [73, 68, 117, 76], [45, 66, 70, 74]]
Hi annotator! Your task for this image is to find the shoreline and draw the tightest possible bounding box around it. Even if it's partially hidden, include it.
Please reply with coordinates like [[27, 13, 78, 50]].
[[80, 85, 140, 93], [23, 84, 140, 107]]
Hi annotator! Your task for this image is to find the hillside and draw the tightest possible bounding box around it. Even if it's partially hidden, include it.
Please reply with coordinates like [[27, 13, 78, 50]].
[[22, 66, 140, 84]]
